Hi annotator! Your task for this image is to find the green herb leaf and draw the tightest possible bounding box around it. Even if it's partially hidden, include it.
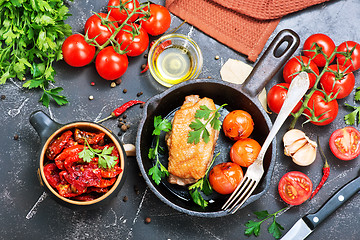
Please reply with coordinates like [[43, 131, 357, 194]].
[[254, 210, 270, 220], [268, 217, 284, 239], [78, 140, 118, 169], [189, 189, 208, 208], [245, 220, 262, 237]]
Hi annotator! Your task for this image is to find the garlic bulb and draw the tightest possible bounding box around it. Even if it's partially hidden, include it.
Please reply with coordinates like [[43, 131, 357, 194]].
[[283, 129, 317, 166]]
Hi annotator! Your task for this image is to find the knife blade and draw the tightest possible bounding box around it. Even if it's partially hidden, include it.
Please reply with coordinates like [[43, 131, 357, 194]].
[[281, 174, 360, 240]]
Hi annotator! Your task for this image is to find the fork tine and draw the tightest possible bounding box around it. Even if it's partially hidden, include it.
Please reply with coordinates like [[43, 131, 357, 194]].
[[222, 176, 251, 210], [228, 181, 259, 214]]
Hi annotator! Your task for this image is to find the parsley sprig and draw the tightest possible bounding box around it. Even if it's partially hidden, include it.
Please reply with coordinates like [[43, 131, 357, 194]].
[[245, 207, 287, 239], [344, 86, 360, 125], [188, 104, 227, 144], [188, 152, 219, 208], [0, 0, 72, 107], [78, 139, 118, 169], [148, 116, 172, 185]]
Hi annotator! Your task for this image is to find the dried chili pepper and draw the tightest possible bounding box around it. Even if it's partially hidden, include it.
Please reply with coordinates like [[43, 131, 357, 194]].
[[310, 136, 330, 199], [97, 100, 145, 123]]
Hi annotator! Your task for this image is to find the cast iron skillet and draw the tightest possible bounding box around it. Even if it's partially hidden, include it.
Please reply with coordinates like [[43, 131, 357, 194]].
[[136, 29, 300, 217]]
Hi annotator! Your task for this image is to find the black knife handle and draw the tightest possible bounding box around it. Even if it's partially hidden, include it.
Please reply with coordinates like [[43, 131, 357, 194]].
[[303, 175, 360, 230]]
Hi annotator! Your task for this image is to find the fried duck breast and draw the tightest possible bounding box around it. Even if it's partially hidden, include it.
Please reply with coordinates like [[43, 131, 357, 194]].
[[167, 95, 219, 186]]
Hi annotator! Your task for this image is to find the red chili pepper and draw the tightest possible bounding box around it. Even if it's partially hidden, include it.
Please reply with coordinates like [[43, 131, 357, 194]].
[[140, 63, 149, 73], [310, 137, 330, 199], [97, 100, 145, 123]]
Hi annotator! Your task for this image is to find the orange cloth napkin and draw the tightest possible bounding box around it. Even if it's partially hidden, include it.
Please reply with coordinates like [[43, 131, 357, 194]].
[[166, 0, 330, 62]]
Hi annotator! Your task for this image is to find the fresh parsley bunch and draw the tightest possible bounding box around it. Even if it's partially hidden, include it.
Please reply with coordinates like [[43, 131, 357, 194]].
[[344, 86, 360, 124], [0, 0, 73, 107]]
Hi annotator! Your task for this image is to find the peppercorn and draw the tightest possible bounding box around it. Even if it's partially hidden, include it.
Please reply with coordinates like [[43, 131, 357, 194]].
[[144, 54, 148, 58], [123, 89, 127, 93], [137, 91, 143, 97], [122, 114, 127, 119], [140, 103, 145, 108], [117, 131, 122, 136], [215, 55, 220, 60], [145, 217, 151, 224], [115, 78, 122, 85], [121, 125, 128, 132], [14, 134, 19, 140], [1, 95, 5, 100], [141, 64, 147, 70], [89, 95, 94, 100], [123, 196, 128, 202], [134, 185, 140, 195]]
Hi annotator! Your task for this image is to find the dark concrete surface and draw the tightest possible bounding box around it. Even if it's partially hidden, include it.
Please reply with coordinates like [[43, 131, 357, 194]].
[[0, 0, 359, 239]]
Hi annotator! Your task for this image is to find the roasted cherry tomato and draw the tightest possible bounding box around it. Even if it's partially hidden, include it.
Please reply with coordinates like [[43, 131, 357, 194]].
[[84, 13, 118, 46], [278, 171, 312, 205], [230, 138, 261, 167], [303, 90, 338, 126], [267, 83, 303, 114], [209, 162, 243, 195], [95, 46, 129, 80], [320, 64, 355, 99], [141, 4, 171, 36], [303, 33, 335, 67], [116, 23, 149, 57], [283, 56, 319, 89], [336, 41, 360, 71], [62, 34, 95, 67], [107, 0, 140, 23], [329, 127, 360, 161], [223, 110, 254, 141]]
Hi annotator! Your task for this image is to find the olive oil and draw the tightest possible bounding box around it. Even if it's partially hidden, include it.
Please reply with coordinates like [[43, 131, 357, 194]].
[[155, 46, 192, 85]]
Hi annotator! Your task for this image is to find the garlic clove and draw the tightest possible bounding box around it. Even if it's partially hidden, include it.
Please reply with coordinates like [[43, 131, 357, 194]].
[[284, 138, 308, 156], [283, 129, 306, 147], [292, 143, 317, 166]]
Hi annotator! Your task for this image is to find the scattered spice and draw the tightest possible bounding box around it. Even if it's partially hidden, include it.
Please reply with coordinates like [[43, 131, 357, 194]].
[[141, 64, 147, 70], [215, 55, 220, 60], [310, 137, 330, 199], [207, 76, 212, 79], [89, 95, 94, 100], [140, 63, 149, 73], [115, 78, 122, 85], [137, 91, 143, 97], [90, 82, 95, 86], [110, 82, 116, 88], [122, 114, 127, 119], [14, 134, 19, 140], [144, 54, 148, 58], [117, 131, 122, 136], [134, 185, 140, 195], [96, 100, 145, 123], [1, 95, 5, 100], [121, 124, 128, 132], [123, 196, 128, 202], [140, 103, 145, 108], [123, 89, 127, 93], [145, 217, 151, 224]]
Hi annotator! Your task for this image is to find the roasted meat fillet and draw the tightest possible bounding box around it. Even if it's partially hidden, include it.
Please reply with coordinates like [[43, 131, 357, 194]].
[[167, 95, 219, 186]]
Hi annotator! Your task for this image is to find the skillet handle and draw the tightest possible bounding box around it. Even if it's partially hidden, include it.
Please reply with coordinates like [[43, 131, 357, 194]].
[[242, 29, 300, 98]]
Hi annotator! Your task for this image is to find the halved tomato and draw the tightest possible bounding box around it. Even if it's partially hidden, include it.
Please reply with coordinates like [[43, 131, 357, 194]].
[[329, 127, 360, 161], [278, 171, 312, 205]]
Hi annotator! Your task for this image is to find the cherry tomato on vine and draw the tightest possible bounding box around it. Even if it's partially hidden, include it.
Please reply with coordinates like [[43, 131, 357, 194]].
[[303, 33, 335, 67], [320, 64, 355, 99], [329, 127, 360, 161], [84, 13, 118, 46], [303, 90, 338, 126], [278, 171, 312, 205], [141, 4, 171, 36], [62, 34, 95, 67], [209, 162, 243, 195], [107, 0, 140, 23], [95, 46, 128, 80], [230, 138, 261, 167], [222, 110, 254, 141], [115, 23, 149, 57], [267, 83, 303, 114], [336, 41, 360, 71], [283, 56, 319, 89]]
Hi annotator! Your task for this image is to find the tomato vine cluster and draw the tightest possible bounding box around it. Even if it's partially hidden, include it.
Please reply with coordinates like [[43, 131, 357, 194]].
[[62, 0, 171, 80], [267, 33, 360, 128]]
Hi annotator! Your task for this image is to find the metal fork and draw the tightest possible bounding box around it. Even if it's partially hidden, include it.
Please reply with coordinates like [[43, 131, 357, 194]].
[[222, 72, 310, 214]]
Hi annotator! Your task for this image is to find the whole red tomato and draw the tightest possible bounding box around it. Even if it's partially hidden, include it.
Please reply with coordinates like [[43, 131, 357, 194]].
[[278, 171, 312, 205], [209, 162, 243, 195], [283, 56, 319, 89], [320, 64, 355, 99], [303, 90, 338, 126], [303, 33, 335, 67], [84, 13, 118, 46], [95, 46, 128, 80], [115, 23, 149, 57], [336, 41, 360, 71], [141, 4, 171, 36], [222, 110, 254, 141], [329, 127, 360, 161], [230, 138, 261, 167], [107, 0, 139, 23], [62, 34, 95, 67], [267, 83, 303, 114]]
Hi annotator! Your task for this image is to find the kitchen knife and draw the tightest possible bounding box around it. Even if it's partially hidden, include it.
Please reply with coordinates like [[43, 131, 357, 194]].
[[281, 174, 360, 240]]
